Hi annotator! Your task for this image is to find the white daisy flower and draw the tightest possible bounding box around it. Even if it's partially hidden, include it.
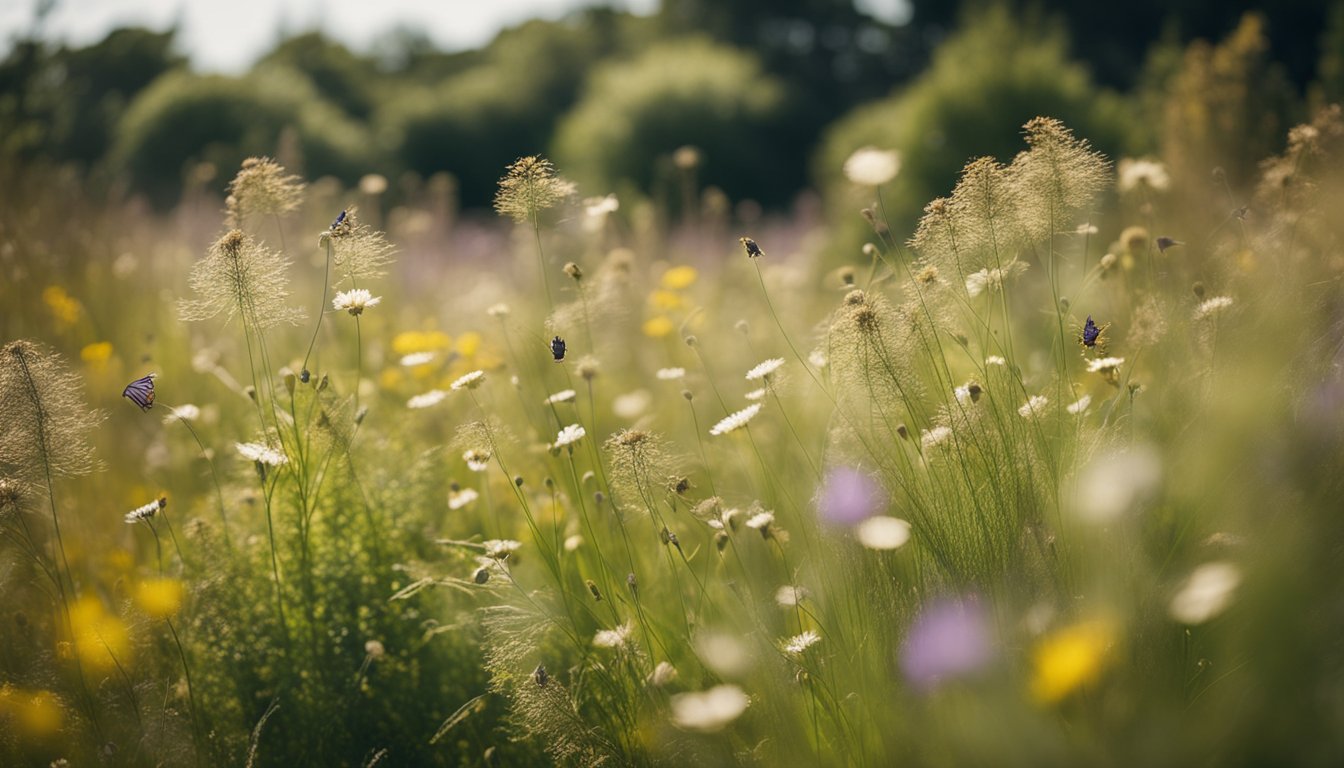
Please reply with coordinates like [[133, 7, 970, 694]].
[[650, 661, 678, 687], [448, 488, 478, 510], [462, 449, 492, 472], [745, 358, 785, 381], [745, 510, 775, 531], [407, 389, 447, 409], [710, 403, 762, 436], [236, 441, 287, 466], [545, 389, 577, 405], [656, 367, 686, 381], [593, 621, 635, 649], [163, 404, 200, 424], [670, 685, 750, 732], [1086, 357, 1126, 375], [483, 539, 521, 559], [612, 389, 651, 419], [985, 355, 1007, 366], [553, 423, 586, 449], [1169, 562, 1241, 625], [843, 146, 901, 186], [332, 288, 380, 316], [775, 585, 808, 607], [808, 349, 828, 369], [1117, 157, 1171, 192], [124, 497, 165, 524], [855, 516, 911, 550], [744, 387, 767, 401], [921, 425, 953, 450], [400, 352, 436, 367], [450, 370, 485, 391]]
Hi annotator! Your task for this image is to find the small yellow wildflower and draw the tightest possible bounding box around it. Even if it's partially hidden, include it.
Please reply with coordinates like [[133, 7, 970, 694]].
[[1030, 619, 1116, 703], [42, 286, 82, 327], [380, 368, 405, 390], [454, 331, 483, 357], [392, 330, 452, 356], [135, 578, 185, 619], [0, 686, 64, 738], [650, 289, 685, 311], [661, 265, 699, 290], [80, 341, 113, 367], [68, 596, 130, 672], [643, 316, 675, 338]]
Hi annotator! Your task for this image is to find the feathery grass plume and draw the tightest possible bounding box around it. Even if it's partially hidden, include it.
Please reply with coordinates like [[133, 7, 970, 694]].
[[179, 229, 304, 329], [0, 340, 103, 492], [494, 156, 567, 222], [605, 429, 676, 509], [224, 156, 305, 224], [321, 206, 396, 286], [1009, 117, 1111, 242], [911, 157, 1026, 285], [824, 289, 920, 418]]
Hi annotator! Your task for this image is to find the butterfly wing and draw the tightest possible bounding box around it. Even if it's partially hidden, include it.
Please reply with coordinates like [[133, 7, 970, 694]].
[[122, 374, 156, 411]]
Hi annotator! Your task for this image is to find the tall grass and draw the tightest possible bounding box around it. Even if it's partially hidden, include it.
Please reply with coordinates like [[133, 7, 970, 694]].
[[2, 108, 1344, 767]]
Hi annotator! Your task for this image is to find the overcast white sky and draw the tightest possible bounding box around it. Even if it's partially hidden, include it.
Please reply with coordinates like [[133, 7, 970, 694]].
[[1, 1, 910, 71], [0, 0, 658, 71]]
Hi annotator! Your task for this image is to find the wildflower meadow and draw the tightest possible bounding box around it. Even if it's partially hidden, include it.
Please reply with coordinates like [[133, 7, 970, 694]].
[[4, 7, 1344, 766]]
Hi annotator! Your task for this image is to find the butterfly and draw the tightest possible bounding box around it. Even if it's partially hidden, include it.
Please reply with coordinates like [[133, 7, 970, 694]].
[[331, 209, 348, 230], [1078, 316, 1110, 353], [550, 336, 567, 362], [122, 374, 157, 411]]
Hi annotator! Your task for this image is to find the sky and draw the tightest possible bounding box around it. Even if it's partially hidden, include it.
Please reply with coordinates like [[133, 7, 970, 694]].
[[0, 0, 659, 71], [1, 1, 912, 71]]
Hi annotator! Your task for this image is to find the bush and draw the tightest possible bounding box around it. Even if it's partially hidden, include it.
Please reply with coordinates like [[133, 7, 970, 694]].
[[817, 7, 1129, 232], [111, 67, 372, 206], [551, 37, 794, 206]]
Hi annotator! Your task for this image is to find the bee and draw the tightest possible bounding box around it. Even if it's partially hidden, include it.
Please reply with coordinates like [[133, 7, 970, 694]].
[[550, 336, 566, 362]]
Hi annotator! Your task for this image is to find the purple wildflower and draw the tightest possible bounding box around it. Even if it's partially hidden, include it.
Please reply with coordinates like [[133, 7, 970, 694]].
[[816, 467, 886, 526], [900, 596, 994, 692]]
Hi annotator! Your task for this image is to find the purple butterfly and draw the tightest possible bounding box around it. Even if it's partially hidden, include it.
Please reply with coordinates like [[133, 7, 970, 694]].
[[1081, 316, 1101, 347], [331, 209, 347, 230], [122, 374, 156, 411]]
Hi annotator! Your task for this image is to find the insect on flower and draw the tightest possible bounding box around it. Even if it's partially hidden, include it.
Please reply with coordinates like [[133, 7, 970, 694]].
[[1077, 316, 1110, 354], [331, 209, 347, 229], [739, 237, 764, 258], [122, 374, 157, 411], [550, 336, 566, 362]]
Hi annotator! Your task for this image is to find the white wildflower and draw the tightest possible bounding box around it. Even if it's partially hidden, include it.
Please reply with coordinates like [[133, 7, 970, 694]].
[[545, 389, 577, 405], [1077, 446, 1162, 522], [1018, 395, 1049, 419], [400, 352, 435, 367], [236, 441, 287, 466], [855, 516, 911, 550], [332, 288, 380, 316], [965, 260, 1030, 297], [745, 358, 785, 381], [1076, 222, 1099, 235], [124, 497, 164, 524], [1067, 394, 1092, 415], [1117, 157, 1171, 192], [710, 403, 761, 436], [563, 534, 583, 552], [745, 510, 774, 532], [462, 449, 492, 472], [744, 387, 766, 401], [612, 389, 651, 419], [656, 367, 686, 381], [486, 303, 510, 317], [1169, 562, 1242, 625], [670, 685, 750, 733], [407, 389, 447, 409], [775, 585, 808, 607], [450, 370, 485, 391], [553, 423, 586, 449], [163, 404, 200, 424], [808, 349, 828, 369], [783, 630, 822, 656], [1086, 357, 1126, 375], [448, 488, 478, 510], [483, 539, 521, 559], [650, 661, 678, 686], [593, 621, 635, 649], [985, 355, 1006, 366], [843, 146, 901, 186]]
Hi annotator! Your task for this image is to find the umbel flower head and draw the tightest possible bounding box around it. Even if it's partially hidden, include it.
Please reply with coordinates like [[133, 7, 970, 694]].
[[225, 157, 305, 224], [180, 229, 304, 330], [321, 206, 396, 286], [494, 156, 567, 222], [0, 340, 103, 490]]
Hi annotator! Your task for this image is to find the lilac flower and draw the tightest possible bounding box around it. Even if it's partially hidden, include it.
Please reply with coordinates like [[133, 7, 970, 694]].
[[816, 467, 886, 525], [900, 596, 994, 692]]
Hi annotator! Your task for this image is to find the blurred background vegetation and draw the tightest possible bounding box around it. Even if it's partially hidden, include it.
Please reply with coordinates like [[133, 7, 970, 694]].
[[2, 0, 1342, 219]]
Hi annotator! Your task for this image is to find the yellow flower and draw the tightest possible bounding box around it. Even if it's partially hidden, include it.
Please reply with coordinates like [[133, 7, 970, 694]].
[[42, 286, 82, 327], [379, 367, 405, 390], [68, 596, 130, 672], [643, 316, 675, 338], [1030, 619, 1116, 703], [135, 578, 185, 619], [0, 686, 64, 738], [650, 289, 685, 311], [80, 341, 114, 369], [454, 331, 482, 357], [660, 265, 699, 290], [392, 330, 451, 356]]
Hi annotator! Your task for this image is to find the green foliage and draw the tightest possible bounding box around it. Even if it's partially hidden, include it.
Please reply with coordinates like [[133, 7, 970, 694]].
[[110, 67, 372, 207], [552, 37, 793, 205], [258, 32, 383, 120], [817, 7, 1127, 230]]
